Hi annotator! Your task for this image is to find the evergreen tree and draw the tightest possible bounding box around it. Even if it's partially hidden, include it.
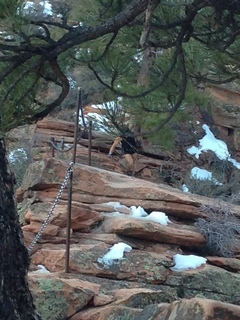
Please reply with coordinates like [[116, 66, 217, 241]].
[[0, 0, 240, 132]]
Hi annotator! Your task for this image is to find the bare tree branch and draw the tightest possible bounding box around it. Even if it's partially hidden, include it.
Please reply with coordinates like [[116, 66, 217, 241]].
[[139, 0, 159, 48]]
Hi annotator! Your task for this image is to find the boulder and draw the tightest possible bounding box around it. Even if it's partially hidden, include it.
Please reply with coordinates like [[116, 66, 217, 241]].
[[151, 297, 240, 320], [28, 273, 99, 319]]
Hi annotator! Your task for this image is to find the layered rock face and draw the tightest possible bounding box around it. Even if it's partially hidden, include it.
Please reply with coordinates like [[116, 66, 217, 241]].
[[209, 85, 240, 158], [6, 117, 188, 187], [6, 106, 240, 319], [17, 158, 240, 320]]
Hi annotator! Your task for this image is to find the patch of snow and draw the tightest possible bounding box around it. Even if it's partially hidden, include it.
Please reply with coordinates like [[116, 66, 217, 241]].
[[23, 1, 53, 16], [98, 242, 132, 267], [171, 254, 207, 271], [8, 148, 27, 163], [130, 206, 171, 225], [191, 167, 222, 185], [103, 201, 129, 211], [23, 1, 34, 12], [229, 158, 240, 169], [79, 110, 109, 133], [187, 124, 240, 169], [182, 184, 190, 193], [39, 1, 52, 16], [145, 211, 171, 225], [67, 77, 77, 89], [31, 264, 50, 274], [130, 206, 148, 217]]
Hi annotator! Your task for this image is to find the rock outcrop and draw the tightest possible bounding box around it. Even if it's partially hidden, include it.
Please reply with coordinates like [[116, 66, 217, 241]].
[[6, 103, 240, 319], [6, 117, 188, 187], [16, 158, 240, 319]]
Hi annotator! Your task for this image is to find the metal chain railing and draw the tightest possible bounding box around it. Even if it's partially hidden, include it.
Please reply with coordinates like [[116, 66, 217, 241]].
[[28, 161, 74, 252]]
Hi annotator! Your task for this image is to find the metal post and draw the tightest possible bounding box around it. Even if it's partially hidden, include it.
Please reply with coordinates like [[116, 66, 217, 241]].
[[65, 87, 81, 273], [51, 138, 55, 158], [60, 137, 65, 150], [88, 120, 92, 166]]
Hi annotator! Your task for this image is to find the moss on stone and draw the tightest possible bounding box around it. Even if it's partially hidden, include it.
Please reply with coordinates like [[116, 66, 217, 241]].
[[35, 278, 68, 320]]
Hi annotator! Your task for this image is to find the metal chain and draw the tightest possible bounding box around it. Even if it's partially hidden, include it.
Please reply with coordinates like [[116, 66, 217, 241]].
[[28, 162, 74, 252]]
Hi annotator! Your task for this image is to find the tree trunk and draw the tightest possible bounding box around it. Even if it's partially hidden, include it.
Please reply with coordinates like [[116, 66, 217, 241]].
[[0, 138, 41, 319]]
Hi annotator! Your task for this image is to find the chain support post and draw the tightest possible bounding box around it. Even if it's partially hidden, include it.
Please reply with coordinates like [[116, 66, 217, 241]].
[[88, 120, 92, 166], [65, 87, 81, 273]]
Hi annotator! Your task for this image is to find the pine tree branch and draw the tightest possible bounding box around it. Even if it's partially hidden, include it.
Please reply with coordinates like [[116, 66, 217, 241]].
[[31, 58, 70, 120], [0, 53, 33, 85], [0, 59, 43, 107], [88, 46, 179, 99], [49, 0, 152, 59]]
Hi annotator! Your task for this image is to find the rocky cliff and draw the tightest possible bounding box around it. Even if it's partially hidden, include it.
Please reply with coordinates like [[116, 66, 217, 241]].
[[6, 89, 240, 319], [15, 156, 240, 319]]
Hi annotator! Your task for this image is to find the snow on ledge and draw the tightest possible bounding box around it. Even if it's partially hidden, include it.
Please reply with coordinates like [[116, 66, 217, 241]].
[[98, 242, 132, 267], [171, 254, 207, 271]]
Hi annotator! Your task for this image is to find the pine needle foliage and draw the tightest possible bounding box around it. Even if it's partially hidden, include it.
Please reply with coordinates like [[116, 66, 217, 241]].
[[0, 0, 240, 137]]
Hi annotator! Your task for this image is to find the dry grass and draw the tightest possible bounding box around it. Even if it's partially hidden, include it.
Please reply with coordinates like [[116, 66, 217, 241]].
[[195, 203, 240, 257]]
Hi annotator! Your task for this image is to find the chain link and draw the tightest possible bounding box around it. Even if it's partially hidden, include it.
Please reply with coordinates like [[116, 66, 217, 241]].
[[28, 162, 74, 252]]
